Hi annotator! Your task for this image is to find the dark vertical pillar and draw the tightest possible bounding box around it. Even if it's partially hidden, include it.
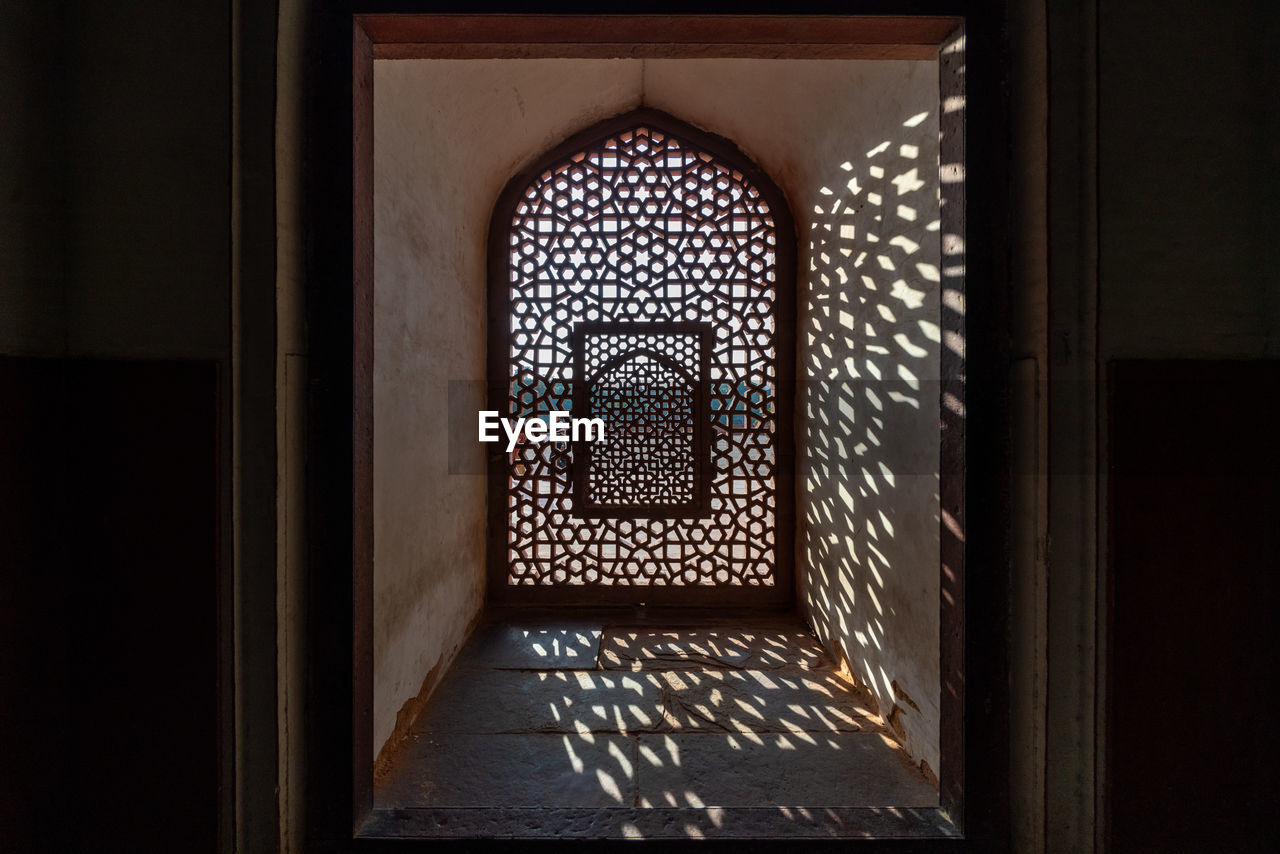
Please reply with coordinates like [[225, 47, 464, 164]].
[[0, 358, 220, 852], [1107, 360, 1280, 853]]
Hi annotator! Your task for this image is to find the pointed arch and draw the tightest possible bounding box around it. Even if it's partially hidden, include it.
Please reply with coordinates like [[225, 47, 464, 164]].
[[486, 108, 796, 606]]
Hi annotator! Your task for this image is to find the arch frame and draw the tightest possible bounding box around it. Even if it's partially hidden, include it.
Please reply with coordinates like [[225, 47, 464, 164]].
[[485, 107, 798, 607]]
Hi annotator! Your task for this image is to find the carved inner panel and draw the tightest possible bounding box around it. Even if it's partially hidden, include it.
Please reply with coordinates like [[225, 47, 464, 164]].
[[574, 322, 711, 516]]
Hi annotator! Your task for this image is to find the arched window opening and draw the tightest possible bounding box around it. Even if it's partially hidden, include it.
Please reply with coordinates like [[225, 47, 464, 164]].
[[488, 109, 796, 605]]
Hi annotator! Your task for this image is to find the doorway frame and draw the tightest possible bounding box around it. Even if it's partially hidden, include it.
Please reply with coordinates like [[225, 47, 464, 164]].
[[303, 9, 1012, 849]]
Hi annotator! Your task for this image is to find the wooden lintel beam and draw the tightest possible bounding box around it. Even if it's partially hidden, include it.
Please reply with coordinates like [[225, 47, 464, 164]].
[[356, 14, 964, 60]]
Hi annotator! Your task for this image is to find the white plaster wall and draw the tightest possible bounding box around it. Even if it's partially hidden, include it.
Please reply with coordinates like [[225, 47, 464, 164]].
[[641, 59, 943, 777], [373, 58, 941, 773], [373, 60, 641, 756]]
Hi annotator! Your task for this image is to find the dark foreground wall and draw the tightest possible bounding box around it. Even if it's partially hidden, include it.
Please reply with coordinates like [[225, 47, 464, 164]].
[[1107, 360, 1280, 852], [0, 0, 232, 847], [0, 358, 220, 852]]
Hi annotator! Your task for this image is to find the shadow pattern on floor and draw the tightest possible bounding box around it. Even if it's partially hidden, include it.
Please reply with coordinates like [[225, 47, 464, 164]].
[[370, 612, 950, 840]]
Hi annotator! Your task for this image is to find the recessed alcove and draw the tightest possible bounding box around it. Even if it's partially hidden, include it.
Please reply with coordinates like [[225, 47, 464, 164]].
[[359, 20, 964, 839]]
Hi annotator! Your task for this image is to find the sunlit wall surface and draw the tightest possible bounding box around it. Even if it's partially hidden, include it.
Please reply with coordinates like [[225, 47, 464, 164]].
[[791, 73, 943, 777], [655, 60, 947, 773], [642, 58, 944, 778]]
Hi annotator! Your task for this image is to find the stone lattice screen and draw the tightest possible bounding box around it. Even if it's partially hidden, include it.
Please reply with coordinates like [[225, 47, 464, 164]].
[[495, 114, 791, 593]]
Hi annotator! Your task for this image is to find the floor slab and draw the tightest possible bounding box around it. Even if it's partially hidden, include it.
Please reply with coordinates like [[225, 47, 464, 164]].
[[450, 622, 602, 670], [635, 732, 936, 808], [373, 610, 940, 836], [598, 627, 831, 671], [415, 669, 666, 735], [378, 732, 637, 808], [361, 805, 960, 840], [659, 668, 880, 733]]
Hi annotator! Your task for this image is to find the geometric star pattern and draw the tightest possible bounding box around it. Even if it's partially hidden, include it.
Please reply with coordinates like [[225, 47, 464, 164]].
[[503, 120, 779, 587], [576, 323, 708, 515]]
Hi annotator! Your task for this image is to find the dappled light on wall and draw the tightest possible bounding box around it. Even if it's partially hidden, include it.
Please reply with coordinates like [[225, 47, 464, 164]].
[[798, 95, 945, 776]]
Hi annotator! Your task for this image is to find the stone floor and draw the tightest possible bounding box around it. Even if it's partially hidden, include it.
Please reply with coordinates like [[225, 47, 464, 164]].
[[369, 609, 949, 840]]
